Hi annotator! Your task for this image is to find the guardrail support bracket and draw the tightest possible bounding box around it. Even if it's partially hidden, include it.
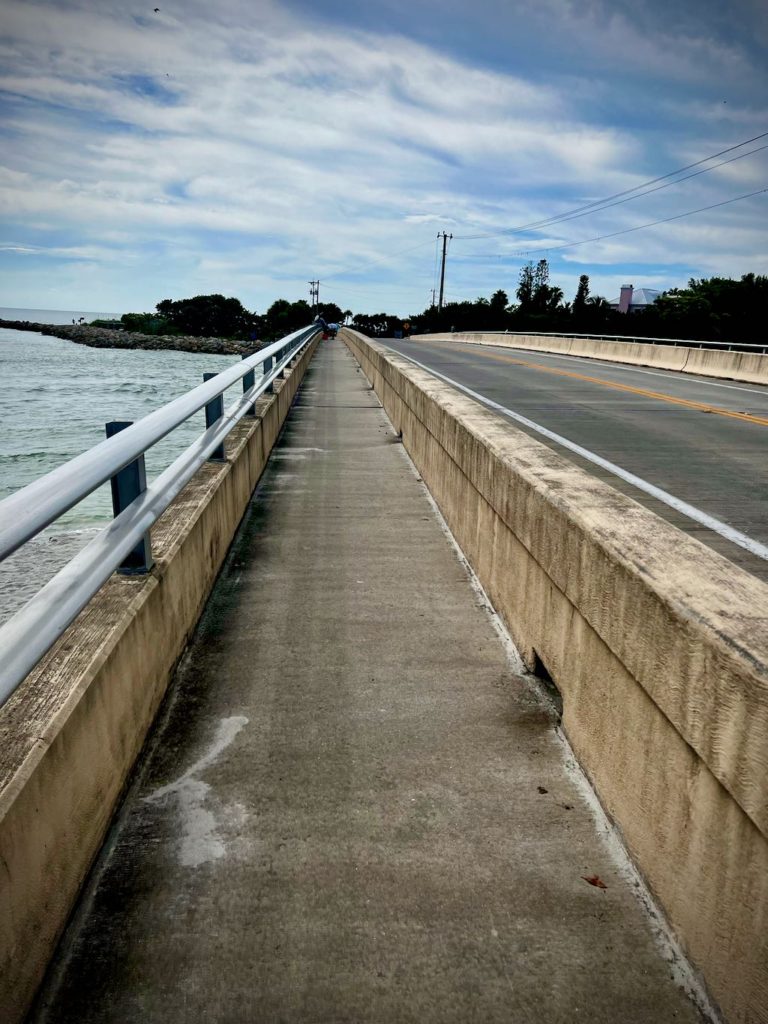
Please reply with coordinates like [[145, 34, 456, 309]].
[[105, 421, 153, 574], [203, 373, 226, 461], [242, 355, 256, 415]]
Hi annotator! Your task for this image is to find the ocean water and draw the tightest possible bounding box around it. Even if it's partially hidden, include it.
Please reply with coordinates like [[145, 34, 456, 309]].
[[0, 306, 118, 324], [0, 326, 242, 624]]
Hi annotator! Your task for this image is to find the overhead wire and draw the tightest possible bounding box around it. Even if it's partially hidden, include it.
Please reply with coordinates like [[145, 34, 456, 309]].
[[500, 185, 768, 257], [318, 179, 765, 306], [310, 132, 768, 308], [453, 129, 768, 241], [490, 142, 768, 240]]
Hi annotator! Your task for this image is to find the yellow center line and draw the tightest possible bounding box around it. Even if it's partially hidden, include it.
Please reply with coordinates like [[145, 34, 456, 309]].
[[418, 340, 768, 428]]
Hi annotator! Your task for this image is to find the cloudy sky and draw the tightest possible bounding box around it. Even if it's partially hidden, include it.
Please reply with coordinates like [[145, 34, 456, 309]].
[[0, 0, 766, 315]]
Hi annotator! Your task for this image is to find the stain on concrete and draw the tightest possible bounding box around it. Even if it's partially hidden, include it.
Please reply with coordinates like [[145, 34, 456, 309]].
[[144, 715, 248, 868]]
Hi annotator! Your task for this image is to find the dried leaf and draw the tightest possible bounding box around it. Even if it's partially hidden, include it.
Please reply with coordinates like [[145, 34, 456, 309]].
[[582, 875, 607, 889]]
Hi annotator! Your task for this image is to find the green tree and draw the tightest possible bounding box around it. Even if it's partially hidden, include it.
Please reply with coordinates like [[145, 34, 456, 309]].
[[516, 264, 535, 309], [155, 294, 258, 339], [261, 299, 312, 341], [352, 312, 390, 336], [490, 289, 509, 316], [120, 312, 173, 335], [572, 275, 590, 317], [516, 260, 563, 315], [531, 259, 550, 310], [317, 302, 344, 324]]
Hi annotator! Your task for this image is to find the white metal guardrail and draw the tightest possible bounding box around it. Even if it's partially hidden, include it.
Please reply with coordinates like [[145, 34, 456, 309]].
[[467, 331, 768, 354], [0, 323, 319, 707]]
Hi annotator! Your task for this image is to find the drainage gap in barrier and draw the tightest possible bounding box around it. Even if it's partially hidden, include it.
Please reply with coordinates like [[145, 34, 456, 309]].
[[532, 649, 563, 722]]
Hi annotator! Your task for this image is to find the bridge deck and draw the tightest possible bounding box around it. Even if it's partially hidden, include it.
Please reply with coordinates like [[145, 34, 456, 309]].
[[33, 340, 702, 1023]]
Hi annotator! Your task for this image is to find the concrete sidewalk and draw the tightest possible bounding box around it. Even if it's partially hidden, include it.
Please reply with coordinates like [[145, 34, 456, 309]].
[[33, 340, 704, 1023]]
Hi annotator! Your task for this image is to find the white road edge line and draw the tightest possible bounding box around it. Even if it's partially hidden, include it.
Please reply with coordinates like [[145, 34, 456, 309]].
[[394, 351, 768, 564]]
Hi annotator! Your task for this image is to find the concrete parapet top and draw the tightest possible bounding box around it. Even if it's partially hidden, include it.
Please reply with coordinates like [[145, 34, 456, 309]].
[[351, 332, 768, 839], [412, 331, 768, 385], [344, 328, 768, 1023]]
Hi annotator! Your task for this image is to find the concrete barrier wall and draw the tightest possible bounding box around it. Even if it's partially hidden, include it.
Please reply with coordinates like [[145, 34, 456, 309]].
[[343, 329, 768, 1024], [0, 337, 319, 1023], [412, 332, 768, 385]]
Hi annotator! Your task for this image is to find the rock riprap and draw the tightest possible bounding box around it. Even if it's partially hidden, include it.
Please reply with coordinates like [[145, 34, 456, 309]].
[[0, 319, 257, 356]]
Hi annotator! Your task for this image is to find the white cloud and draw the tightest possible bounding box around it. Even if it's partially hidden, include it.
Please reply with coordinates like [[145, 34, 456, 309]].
[[0, 0, 765, 314]]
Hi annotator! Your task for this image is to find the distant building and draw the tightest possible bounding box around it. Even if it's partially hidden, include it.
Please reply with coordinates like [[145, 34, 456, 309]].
[[609, 284, 662, 313]]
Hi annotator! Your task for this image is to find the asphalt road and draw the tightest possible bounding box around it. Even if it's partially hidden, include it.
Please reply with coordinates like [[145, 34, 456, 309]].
[[381, 337, 768, 581]]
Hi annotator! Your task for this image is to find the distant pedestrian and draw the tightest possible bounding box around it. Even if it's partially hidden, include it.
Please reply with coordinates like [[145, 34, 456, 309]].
[[314, 314, 330, 340]]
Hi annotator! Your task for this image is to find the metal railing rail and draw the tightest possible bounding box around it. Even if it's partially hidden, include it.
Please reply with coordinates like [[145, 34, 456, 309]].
[[0, 325, 317, 562], [0, 324, 319, 707], [461, 331, 768, 355]]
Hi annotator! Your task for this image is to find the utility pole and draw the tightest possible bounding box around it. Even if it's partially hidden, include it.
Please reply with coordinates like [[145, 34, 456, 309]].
[[437, 232, 452, 314], [308, 280, 319, 309], [429, 288, 436, 308]]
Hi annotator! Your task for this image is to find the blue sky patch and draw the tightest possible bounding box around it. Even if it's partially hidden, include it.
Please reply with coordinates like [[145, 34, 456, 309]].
[[0, 0, 765, 314]]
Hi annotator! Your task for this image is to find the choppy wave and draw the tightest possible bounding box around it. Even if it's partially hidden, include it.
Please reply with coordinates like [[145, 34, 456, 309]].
[[0, 527, 102, 625], [2, 451, 75, 462], [0, 326, 239, 620]]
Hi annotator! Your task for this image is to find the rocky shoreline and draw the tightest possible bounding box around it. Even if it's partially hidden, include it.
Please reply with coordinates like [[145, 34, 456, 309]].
[[0, 318, 256, 356]]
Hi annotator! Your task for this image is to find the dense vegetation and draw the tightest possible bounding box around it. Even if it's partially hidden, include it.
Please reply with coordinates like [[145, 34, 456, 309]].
[[113, 270, 767, 347], [353, 266, 767, 345], [118, 294, 346, 343], [359, 266, 767, 345]]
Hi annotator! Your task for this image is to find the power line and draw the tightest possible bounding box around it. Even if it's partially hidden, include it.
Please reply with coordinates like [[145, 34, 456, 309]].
[[505, 143, 768, 237], [502, 185, 768, 257], [454, 130, 768, 241], [310, 133, 767, 310]]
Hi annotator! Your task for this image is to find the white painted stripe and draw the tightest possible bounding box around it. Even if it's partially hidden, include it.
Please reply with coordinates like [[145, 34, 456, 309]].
[[394, 351, 768, 564]]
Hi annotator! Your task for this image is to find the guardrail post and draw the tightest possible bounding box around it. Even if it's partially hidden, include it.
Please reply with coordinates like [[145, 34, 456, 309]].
[[203, 373, 226, 461], [242, 355, 256, 415], [105, 421, 153, 574], [263, 354, 274, 393]]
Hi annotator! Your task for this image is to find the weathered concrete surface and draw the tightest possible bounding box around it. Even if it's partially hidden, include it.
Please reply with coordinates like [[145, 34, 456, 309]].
[[415, 332, 768, 385], [0, 338, 318, 1024], [382, 335, 768, 581], [344, 329, 768, 1024], [31, 341, 703, 1024]]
